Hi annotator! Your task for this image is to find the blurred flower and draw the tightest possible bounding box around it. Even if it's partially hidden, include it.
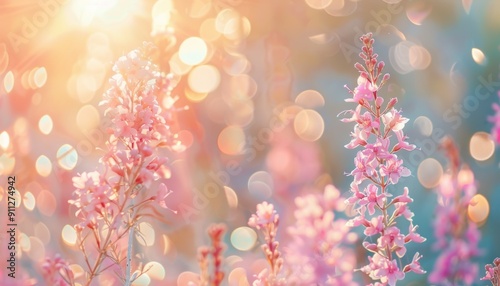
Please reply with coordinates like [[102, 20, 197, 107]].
[[42, 255, 74, 286], [429, 138, 481, 285], [489, 92, 500, 144], [341, 33, 425, 285], [195, 224, 226, 286], [285, 185, 358, 285]]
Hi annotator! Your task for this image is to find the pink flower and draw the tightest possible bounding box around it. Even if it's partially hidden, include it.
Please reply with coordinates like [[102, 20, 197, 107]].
[[341, 33, 424, 285], [382, 109, 409, 132], [358, 184, 387, 215], [379, 157, 410, 185], [248, 201, 279, 229], [346, 80, 376, 104], [481, 257, 500, 285], [488, 92, 500, 144], [403, 252, 425, 275], [42, 255, 74, 286]]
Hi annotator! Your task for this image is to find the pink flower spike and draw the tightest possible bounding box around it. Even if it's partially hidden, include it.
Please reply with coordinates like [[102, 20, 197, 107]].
[[364, 215, 384, 236]]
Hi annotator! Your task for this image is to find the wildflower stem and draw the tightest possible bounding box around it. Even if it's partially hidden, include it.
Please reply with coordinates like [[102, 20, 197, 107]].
[[124, 221, 135, 286]]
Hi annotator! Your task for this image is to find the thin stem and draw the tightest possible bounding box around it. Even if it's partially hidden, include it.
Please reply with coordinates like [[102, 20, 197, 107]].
[[124, 221, 135, 286]]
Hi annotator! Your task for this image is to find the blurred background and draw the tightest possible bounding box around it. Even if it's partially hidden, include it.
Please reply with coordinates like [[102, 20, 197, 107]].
[[0, 0, 499, 285]]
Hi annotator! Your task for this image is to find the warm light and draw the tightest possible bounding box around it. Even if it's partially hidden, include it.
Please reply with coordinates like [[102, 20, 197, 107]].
[[293, 109, 325, 142], [200, 18, 221, 42], [188, 65, 220, 93], [27, 236, 45, 262], [185, 88, 208, 102], [0, 131, 9, 150], [471, 48, 487, 65], [217, 126, 245, 155], [295, 90, 325, 108], [228, 268, 249, 285], [468, 194, 490, 224], [57, 144, 78, 170], [224, 186, 238, 208], [39, 115, 53, 135], [23, 192, 36, 211], [132, 273, 150, 286], [231, 227, 257, 251], [70, 264, 85, 280], [179, 37, 208, 66], [169, 52, 192, 76], [144, 261, 165, 280], [37, 190, 57, 216], [0, 43, 8, 75], [36, 155, 52, 177], [33, 67, 48, 88], [417, 158, 443, 189], [413, 116, 433, 136], [136, 222, 155, 246], [470, 132, 495, 161], [248, 171, 273, 199], [0, 154, 15, 175], [35, 222, 51, 244], [177, 272, 199, 285], [152, 0, 173, 35], [305, 0, 332, 10], [3, 70, 14, 93], [76, 105, 100, 131], [409, 45, 431, 70], [62, 225, 77, 246]]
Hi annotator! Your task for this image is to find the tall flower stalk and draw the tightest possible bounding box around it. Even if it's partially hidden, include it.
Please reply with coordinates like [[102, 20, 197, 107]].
[[428, 137, 481, 285], [66, 43, 181, 285], [340, 33, 425, 286], [196, 224, 227, 286], [248, 202, 286, 285]]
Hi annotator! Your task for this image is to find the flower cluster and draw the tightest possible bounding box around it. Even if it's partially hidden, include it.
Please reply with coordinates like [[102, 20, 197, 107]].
[[285, 185, 358, 285], [481, 257, 500, 286], [489, 91, 500, 144], [196, 224, 227, 286], [41, 255, 75, 286], [248, 202, 286, 285], [429, 138, 481, 285], [63, 43, 181, 285], [341, 33, 425, 286]]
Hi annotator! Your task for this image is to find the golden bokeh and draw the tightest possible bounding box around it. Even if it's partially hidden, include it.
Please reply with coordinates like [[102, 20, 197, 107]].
[[293, 109, 325, 142], [230, 227, 257, 251], [469, 132, 495, 161], [417, 158, 443, 189], [217, 125, 245, 155], [468, 194, 490, 224]]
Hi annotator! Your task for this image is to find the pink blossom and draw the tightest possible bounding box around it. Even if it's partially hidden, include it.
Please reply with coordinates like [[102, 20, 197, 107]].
[[248, 201, 279, 229], [489, 92, 500, 144], [286, 185, 358, 285], [379, 157, 410, 185], [381, 109, 409, 132], [341, 33, 425, 285], [430, 139, 481, 285], [358, 184, 387, 215], [481, 257, 500, 285], [42, 255, 74, 286]]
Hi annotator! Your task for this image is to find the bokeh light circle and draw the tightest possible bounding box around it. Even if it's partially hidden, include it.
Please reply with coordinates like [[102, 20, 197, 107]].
[[188, 65, 220, 93], [417, 158, 443, 189], [230, 227, 257, 251], [179, 37, 208, 66], [293, 109, 324, 142], [468, 194, 489, 224], [36, 155, 52, 177], [469, 132, 494, 161], [57, 144, 78, 170]]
